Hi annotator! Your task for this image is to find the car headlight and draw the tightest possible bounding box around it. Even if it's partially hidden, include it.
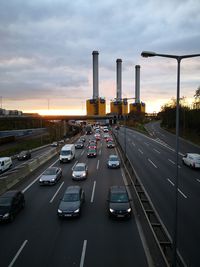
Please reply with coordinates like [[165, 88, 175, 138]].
[[74, 208, 80, 213], [51, 178, 55, 181], [127, 208, 131, 213], [39, 179, 42, 182], [81, 172, 86, 177], [57, 209, 63, 213], [109, 208, 114, 213], [3, 213, 10, 218]]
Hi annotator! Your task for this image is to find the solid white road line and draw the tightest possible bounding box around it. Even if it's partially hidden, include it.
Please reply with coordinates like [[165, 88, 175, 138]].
[[153, 148, 160, 154], [80, 240, 87, 267], [49, 182, 64, 203], [8, 240, 28, 267], [96, 160, 99, 170], [148, 159, 157, 168], [22, 159, 59, 193], [90, 181, 96, 203], [138, 149, 143, 155]]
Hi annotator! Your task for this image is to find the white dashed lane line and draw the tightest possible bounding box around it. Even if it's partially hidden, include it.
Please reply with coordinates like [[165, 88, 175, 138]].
[[153, 148, 160, 154], [197, 179, 200, 183], [138, 149, 143, 155], [96, 160, 99, 170], [168, 159, 181, 168], [80, 240, 87, 267], [167, 179, 188, 199], [90, 181, 96, 203], [148, 159, 158, 168], [8, 240, 28, 267]]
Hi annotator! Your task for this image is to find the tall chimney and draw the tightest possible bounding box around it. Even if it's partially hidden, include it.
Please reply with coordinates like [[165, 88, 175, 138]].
[[116, 59, 122, 100], [92, 51, 99, 99], [135, 65, 140, 103]]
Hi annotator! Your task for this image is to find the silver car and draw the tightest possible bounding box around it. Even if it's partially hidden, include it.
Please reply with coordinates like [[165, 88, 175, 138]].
[[39, 167, 62, 185], [107, 155, 120, 169], [72, 163, 88, 180]]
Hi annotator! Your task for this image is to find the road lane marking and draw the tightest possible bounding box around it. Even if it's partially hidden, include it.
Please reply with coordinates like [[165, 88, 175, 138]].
[[90, 181, 96, 203], [197, 179, 200, 183], [153, 148, 160, 154], [167, 179, 188, 199], [144, 142, 149, 146], [178, 189, 187, 199], [49, 181, 64, 203], [167, 179, 175, 186], [148, 159, 157, 168], [81, 150, 84, 156], [168, 159, 175, 165], [99, 149, 102, 155], [132, 142, 135, 146], [72, 160, 78, 170], [96, 160, 99, 170], [8, 240, 28, 267], [22, 158, 59, 193], [138, 149, 143, 155], [80, 240, 87, 267]]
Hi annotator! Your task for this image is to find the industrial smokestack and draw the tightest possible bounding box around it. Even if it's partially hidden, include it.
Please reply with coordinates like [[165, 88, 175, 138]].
[[92, 51, 99, 99], [116, 59, 122, 100], [135, 65, 140, 103]]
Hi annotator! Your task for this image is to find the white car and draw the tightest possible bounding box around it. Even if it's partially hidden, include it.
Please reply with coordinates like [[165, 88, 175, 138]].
[[72, 163, 88, 180], [182, 153, 200, 169]]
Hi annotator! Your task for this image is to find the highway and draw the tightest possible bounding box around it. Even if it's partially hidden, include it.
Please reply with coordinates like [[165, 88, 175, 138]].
[[0, 133, 149, 267], [114, 123, 200, 267]]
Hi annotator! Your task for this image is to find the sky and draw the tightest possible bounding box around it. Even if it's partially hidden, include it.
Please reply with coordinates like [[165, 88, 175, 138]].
[[0, 0, 200, 114]]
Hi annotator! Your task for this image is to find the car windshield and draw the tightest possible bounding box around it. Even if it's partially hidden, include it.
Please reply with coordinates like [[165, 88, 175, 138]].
[[63, 193, 79, 202], [109, 156, 118, 161], [19, 151, 27, 156], [88, 149, 96, 153], [74, 165, 85, 172], [110, 192, 129, 203], [0, 197, 12, 206], [61, 150, 71, 156], [43, 168, 57, 175]]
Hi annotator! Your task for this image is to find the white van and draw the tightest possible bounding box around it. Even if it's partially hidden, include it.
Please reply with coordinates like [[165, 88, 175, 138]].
[[0, 157, 12, 173], [182, 153, 200, 169], [60, 144, 75, 163]]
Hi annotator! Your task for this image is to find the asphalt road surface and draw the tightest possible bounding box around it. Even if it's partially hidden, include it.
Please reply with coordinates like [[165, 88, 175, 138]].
[[114, 124, 200, 267], [0, 133, 149, 267]]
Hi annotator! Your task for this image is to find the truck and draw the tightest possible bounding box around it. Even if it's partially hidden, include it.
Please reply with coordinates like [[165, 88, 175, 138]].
[[59, 144, 75, 163], [85, 125, 92, 135]]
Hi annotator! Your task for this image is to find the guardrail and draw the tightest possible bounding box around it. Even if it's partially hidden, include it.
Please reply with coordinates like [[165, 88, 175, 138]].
[[0, 134, 81, 195], [113, 129, 186, 267]]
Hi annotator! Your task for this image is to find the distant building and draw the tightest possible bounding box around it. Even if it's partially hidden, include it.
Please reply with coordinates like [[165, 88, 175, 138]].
[[0, 108, 23, 116]]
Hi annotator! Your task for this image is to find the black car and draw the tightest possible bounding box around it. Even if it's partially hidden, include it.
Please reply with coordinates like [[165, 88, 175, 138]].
[[75, 141, 84, 149], [57, 186, 85, 218], [17, 150, 31, 160], [107, 186, 132, 219], [0, 190, 25, 222]]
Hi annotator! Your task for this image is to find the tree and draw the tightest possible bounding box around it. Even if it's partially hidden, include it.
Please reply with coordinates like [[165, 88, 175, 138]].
[[194, 87, 200, 100]]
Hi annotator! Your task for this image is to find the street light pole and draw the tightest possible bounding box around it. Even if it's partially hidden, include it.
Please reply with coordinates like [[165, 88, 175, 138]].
[[141, 51, 200, 267]]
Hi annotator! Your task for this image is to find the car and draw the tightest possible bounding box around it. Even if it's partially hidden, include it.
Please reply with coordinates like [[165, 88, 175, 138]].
[[107, 154, 120, 168], [79, 136, 86, 143], [106, 136, 113, 142], [107, 186, 132, 219], [0, 190, 25, 222], [57, 186, 85, 218], [72, 163, 88, 180], [107, 141, 115, 148], [182, 153, 200, 169], [51, 142, 58, 147], [75, 141, 84, 149], [17, 150, 31, 160], [87, 148, 97, 158], [94, 133, 101, 140], [103, 133, 110, 139], [88, 143, 97, 150], [89, 138, 97, 144], [39, 167, 62, 185]]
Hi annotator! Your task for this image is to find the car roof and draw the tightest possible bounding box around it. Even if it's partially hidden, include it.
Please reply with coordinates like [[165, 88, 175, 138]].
[[187, 153, 200, 158], [109, 154, 118, 158], [0, 190, 21, 198], [110, 186, 127, 193], [65, 185, 81, 193]]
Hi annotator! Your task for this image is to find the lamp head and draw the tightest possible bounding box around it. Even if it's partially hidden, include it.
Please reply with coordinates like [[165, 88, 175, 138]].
[[141, 51, 156, 58]]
